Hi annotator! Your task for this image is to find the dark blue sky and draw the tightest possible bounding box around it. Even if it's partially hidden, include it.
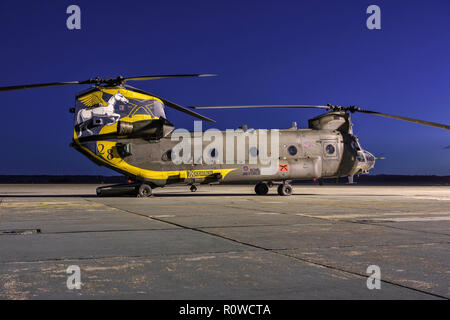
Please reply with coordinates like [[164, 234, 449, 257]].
[[0, 0, 449, 175]]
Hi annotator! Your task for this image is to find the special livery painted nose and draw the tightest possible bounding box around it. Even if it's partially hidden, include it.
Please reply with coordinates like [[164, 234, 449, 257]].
[[355, 150, 376, 174]]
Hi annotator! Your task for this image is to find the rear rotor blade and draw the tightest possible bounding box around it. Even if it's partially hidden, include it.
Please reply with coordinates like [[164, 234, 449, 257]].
[[356, 109, 450, 130], [158, 96, 216, 123]]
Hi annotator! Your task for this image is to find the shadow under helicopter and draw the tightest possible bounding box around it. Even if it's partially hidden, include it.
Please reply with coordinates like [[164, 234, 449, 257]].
[[0, 192, 400, 198]]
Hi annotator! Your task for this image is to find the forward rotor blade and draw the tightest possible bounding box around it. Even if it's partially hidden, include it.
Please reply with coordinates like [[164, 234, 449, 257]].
[[190, 105, 330, 110], [356, 109, 450, 130], [124, 85, 215, 123], [124, 74, 216, 82]]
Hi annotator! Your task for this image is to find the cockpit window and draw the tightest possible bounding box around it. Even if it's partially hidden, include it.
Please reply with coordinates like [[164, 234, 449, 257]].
[[350, 136, 361, 151], [366, 153, 375, 162], [351, 140, 360, 151]]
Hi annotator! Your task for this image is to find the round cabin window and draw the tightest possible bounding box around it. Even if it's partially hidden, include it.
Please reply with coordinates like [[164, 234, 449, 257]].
[[288, 145, 298, 156], [326, 144, 335, 155]]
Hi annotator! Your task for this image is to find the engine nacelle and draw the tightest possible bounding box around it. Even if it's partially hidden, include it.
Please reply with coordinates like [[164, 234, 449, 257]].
[[117, 118, 174, 140], [308, 111, 352, 134]]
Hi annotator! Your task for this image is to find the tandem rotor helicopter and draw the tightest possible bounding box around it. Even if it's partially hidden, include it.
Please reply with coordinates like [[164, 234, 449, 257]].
[[1, 74, 449, 197]]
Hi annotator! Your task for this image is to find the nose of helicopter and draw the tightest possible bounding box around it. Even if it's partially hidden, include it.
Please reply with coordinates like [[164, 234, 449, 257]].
[[364, 150, 376, 170], [355, 150, 376, 173]]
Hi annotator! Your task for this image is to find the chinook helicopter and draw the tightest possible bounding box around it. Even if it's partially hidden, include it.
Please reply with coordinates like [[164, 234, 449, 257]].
[[1, 74, 449, 197]]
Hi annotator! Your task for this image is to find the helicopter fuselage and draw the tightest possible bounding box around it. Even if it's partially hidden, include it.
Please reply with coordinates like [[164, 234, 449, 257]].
[[70, 86, 371, 192], [72, 127, 360, 187]]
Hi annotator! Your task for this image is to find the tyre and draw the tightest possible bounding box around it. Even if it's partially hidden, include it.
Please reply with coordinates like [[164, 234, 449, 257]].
[[137, 184, 152, 197], [254, 182, 269, 195], [277, 184, 293, 196], [190, 185, 197, 192]]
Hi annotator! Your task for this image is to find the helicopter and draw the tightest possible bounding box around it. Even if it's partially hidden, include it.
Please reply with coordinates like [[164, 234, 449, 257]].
[[1, 74, 449, 197]]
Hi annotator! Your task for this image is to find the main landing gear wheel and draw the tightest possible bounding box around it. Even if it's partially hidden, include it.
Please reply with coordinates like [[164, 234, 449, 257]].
[[137, 184, 152, 198], [190, 185, 197, 192], [277, 184, 293, 196], [255, 182, 269, 195]]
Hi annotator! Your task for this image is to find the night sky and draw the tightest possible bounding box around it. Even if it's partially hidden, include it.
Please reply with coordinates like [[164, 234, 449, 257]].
[[0, 0, 449, 175]]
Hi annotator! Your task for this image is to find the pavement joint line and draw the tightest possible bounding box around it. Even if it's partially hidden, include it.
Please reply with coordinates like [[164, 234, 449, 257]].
[[186, 223, 332, 229], [0, 227, 181, 236], [0, 249, 256, 265], [149, 217, 450, 299], [270, 249, 449, 300], [96, 200, 449, 300], [232, 203, 450, 238], [273, 240, 450, 251], [344, 219, 450, 237]]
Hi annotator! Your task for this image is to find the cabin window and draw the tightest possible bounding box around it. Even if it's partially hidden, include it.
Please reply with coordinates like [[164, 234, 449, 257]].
[[288, 145, 298, 156], [325, 144, 335, 155]]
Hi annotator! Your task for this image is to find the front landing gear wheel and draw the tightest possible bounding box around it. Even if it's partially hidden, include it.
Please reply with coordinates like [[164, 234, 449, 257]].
[[190, 185, 197, 192], [277, 184, 293, 196], [137, 184, 152, 198], [255, 182, 269, 195]]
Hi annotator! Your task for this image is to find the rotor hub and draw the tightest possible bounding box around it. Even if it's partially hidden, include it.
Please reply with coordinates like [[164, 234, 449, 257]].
[[326, 104, 360, 113]]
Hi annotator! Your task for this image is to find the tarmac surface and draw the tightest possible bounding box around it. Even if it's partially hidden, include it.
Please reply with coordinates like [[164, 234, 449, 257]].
[[0, 184, 449, 299]]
